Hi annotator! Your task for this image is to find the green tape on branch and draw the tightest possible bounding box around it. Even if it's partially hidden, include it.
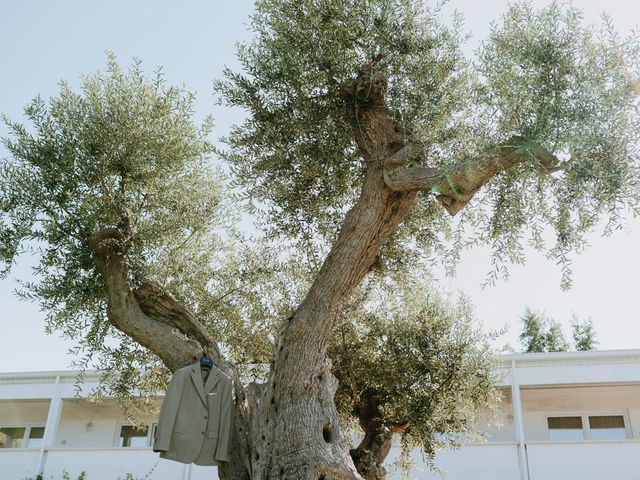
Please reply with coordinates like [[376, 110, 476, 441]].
[[445, 173, 455, 191]]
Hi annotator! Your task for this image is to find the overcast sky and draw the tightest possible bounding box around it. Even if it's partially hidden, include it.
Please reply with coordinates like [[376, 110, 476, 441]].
[[1, 0, 639, 373]]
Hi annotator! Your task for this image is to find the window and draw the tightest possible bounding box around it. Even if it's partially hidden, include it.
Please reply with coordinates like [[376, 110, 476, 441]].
[[589, 415, 627, 440], [0, 427, 26, 448], [547, 414, 629, 441], [117, 425, 151, 447], [547, 417, 584, 441], [27, 427, 45, 448], [0, 426, 45, 449]]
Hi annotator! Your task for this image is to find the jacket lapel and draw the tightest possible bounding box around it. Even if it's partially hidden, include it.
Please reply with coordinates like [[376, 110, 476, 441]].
[[190, 364, 207, 407]]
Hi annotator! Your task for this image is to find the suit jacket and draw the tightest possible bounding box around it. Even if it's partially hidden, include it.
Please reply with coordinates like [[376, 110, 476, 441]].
[[153, 361, 234, 465]]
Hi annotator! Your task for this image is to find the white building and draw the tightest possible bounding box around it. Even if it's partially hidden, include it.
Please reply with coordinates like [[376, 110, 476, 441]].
[[1, 349, 639, 480]]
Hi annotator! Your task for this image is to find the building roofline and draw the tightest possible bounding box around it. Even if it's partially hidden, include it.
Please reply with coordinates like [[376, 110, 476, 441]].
[[499, 348, 640, 363], [0, 370, 102, 380], [1, 348, 640, 381]]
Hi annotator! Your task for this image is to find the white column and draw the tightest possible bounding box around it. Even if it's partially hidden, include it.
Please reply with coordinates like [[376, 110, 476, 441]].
[[182, 462, 193, 480], [511, 360, 530, 480], [36, 375, 63, 475]]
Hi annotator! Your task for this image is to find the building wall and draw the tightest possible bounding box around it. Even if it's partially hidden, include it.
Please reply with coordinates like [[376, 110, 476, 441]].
[[386, 443, 521, 480], [0, 449, 40, 480], [41, 449, 219, 480], [526, 441, 640, 480], [0, 399, 50, 425], [54, 399, 157, 449], [2, 351, 640, 480]]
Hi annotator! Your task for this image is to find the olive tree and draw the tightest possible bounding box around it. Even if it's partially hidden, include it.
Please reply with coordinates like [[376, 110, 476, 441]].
[[0, 52, 498, 479], [2, 1, 639, 479]]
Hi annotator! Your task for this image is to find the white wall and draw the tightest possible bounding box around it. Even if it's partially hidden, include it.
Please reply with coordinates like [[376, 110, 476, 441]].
[[384, 444, 520, 480], [55, 419, 120, 448], [53, 398, 158, 448], [42, 449, 214, 480], [500, 351, 640, 387], [527, 441, 640, 480], [0, 449, 40, 479]]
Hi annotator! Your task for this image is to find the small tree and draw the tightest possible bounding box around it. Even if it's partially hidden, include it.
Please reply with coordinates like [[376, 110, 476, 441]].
[[572, 317, 598, 351], [519, 308, 598, 352], [544, 320, 570, 353], [519, 308, 569, 353], [519, 308, 550, 353]]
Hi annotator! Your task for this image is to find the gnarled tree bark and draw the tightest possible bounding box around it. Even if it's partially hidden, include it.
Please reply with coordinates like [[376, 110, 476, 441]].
[[349, 393, 410, 480]]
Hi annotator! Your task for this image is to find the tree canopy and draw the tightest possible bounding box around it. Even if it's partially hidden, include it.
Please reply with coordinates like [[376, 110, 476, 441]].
[[217, 0, 640, 286], [0, 52, 499, 473]]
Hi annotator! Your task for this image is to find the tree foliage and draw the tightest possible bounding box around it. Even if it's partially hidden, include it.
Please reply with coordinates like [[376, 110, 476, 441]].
[[331, 274, 499, 458], [473, 3, 640, 286], [572, 317, 598, 351], [215, 0, 466, 249], [519, 307, 598, 352], [218, 0, 640, 285], [1, 53, 234, 393]]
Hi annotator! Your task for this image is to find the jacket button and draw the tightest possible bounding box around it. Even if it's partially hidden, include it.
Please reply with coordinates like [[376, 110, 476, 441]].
[[204, 416, 208, 419], [201, 431, 205, 434]]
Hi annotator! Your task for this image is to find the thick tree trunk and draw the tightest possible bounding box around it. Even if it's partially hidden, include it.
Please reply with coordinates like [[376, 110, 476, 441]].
[[240, 64, 423, 480], [241, 161, 418, 477]]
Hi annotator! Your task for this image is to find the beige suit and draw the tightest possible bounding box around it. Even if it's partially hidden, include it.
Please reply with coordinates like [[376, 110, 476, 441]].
[[153, 361, 233, 465]]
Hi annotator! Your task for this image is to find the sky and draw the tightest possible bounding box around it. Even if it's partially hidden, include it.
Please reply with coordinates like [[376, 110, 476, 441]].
[[0, 0, 639, 373]]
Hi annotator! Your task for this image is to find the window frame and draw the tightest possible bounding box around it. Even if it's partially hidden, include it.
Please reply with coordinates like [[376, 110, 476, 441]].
[[0, 424, 47, 449], [113, 422, 157, 448], [545, 412, 631, 441], [546, 415, 585, 441]]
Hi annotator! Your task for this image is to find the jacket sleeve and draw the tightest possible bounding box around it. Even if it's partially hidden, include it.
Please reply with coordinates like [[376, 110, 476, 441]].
[[214, 376, 234, 462], [153, 368, 185, 452]]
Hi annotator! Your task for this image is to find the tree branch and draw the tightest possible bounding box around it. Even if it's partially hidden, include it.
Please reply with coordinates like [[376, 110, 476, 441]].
[[350, 394, 396, 480], [133, 282, 218, 357], [383, 163, 441, 192], [88, 227, 221, 371], [384, 137, 563, 216]]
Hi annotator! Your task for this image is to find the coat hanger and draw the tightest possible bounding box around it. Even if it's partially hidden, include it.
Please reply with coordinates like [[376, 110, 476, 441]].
[[200, 351, 214, 369]]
